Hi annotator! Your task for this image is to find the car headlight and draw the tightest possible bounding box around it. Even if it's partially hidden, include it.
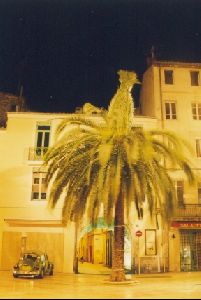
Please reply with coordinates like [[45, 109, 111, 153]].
[[13, 264, 19, 270]]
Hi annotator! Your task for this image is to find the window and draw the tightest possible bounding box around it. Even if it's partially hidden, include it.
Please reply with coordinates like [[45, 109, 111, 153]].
[[176, 180, 184, 206], [192, 103, 201, 120], [35, 123, 50, 158], [196, 139, 201, 157], [165, 102, 176, 119], [32, 171, 47, 201], [164, 70, 173, 84], [198, 183, 201, 204], [190, 71, 199, 86]]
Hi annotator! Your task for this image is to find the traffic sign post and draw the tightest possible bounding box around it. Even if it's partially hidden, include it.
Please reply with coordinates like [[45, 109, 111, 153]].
[[135, 230, 143, 274], [135, 230, 142, 237]]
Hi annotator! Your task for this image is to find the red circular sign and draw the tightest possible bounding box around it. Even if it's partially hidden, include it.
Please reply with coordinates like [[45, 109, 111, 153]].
[[135, 230, 143, 237]]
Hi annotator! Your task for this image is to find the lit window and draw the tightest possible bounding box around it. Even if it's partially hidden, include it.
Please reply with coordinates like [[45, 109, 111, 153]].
[[32, 171, 47, 200], [196, 139, 201, 157], [190, 71, 199, 86], [164, 70, 173, 84], [165, 102, 176, 119], [192, 103, 201, 120]]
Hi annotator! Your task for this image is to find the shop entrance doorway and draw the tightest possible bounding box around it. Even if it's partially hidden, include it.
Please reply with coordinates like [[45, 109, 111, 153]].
[[180, 230, 201, 271]]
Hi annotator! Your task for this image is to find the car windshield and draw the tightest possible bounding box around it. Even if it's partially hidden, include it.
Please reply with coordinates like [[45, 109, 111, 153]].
[[19, 253, 38, 265], [24, 254, 38, 261]]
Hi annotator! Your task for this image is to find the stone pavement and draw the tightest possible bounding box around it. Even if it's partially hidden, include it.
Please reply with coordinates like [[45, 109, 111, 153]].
[[0, 265, 201, 299]]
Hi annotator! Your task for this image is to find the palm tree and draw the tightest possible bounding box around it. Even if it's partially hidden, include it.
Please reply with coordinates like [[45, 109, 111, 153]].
[[44, 70, 195, 282]]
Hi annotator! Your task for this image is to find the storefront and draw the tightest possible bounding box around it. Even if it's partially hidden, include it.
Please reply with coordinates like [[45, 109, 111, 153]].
[[170, 221, 201, 272]]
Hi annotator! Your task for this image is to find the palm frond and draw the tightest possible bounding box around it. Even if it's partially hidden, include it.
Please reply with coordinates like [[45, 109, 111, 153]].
[[45, 69, 195, 233]]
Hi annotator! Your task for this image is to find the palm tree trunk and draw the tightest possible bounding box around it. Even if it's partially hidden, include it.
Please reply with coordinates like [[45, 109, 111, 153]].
[[73, 222, 79, 274], [110, 191, 126, 282]]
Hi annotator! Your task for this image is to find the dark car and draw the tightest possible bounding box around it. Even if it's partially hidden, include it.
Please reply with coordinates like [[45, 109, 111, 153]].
[[13, 250, 54, 278]]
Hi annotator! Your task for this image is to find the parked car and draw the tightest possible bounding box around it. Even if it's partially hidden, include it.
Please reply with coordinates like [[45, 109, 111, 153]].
[[13, 250, 54, 278]]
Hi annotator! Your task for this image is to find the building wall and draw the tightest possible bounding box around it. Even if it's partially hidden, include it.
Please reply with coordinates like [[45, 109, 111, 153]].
[[1, 231, 64, 272], [140, 61, 201, 272], [2, 65, 201, 274], [0, 112, 75, 273]]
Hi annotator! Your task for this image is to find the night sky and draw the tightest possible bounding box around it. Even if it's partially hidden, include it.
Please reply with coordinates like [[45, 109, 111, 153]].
[[1, 0, 201, 113]]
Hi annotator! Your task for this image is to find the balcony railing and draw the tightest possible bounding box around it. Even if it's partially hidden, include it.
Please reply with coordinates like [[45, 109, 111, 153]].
[[28, 147, 48, 161], [174, 204, 201, 218]]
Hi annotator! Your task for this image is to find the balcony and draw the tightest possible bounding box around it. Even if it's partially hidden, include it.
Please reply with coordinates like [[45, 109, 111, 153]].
[[28, 147, 48, 161], [173, 204, 201, 219]]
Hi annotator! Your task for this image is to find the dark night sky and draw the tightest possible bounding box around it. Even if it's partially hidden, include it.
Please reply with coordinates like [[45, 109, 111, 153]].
[[1, 0, 201, 113]]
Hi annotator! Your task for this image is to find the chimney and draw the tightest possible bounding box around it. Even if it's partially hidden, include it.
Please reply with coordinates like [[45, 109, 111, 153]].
[[146, 46, 156, 67]]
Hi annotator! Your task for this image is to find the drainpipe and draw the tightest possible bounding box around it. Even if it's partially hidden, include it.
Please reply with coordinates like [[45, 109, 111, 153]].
[[158, 66, 168, 272], [159, 67, 164, 130]]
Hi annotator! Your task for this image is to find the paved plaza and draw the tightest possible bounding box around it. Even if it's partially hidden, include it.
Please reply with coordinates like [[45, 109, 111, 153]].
[[0, 265, 201, 299], [0, 263, 201, 299]]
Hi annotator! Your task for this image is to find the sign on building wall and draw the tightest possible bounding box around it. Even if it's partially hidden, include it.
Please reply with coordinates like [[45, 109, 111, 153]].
[[171, 221, 201, 228]]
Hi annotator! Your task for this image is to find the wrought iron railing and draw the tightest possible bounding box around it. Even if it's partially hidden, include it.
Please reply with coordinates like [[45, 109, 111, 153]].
[[174, 204, 201, 217], [28, 147, 48, 161]]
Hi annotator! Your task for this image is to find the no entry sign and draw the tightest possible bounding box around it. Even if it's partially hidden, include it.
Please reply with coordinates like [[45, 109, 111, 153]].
[[135, 230, 142, 237]]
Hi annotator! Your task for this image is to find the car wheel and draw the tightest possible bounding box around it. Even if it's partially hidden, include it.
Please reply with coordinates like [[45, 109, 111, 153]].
[[49, 268, 53, 276], [39, 269, 44, 279]]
